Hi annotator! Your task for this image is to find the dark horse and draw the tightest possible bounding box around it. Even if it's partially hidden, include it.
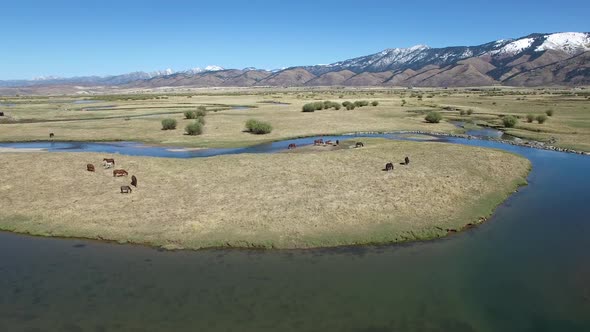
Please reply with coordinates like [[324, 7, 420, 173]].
[[404, 156, 410, 165], [356, 142, 364, 148], [0, 112, 4, 116], [49, 133, 54, 138], [314, 139, 324, 145], [113, 169, 128, 177], [288, 143, 297, 149], [120, 186, 132, 194], [385, 162, 394, 171], [131, 175, 137, 187], [103, 158, 115, 165], [86, 164, 95, 172]]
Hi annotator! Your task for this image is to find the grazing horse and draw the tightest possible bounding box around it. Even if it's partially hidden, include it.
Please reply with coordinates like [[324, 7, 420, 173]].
[[404, 156, 410, 165], [113, 169, 128, 177], [131, 175, 137, 187], [314, 139, 324, 145], [325, 140, 333, 145], [86, 164, 95, 172], [288, 143, 297, 149], [355, 142, 364, 148], [120, 186, 132, 194], [49, 133, 54, 138], [385, 162, 394, 171], [103, 158, 115, 166], [104, 162, 113, 169], [336, 140, 339, 145], [0, 111, 4, 116]]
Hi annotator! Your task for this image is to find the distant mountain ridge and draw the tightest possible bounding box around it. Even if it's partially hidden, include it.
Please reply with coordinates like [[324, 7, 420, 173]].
[[1, 32, 589, 90]]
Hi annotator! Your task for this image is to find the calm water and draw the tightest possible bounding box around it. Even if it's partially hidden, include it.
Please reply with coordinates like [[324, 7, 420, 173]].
[[0, 136, 589, 332]]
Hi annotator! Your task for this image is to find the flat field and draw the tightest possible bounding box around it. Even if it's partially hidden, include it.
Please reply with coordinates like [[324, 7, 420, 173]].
[[0, 138, 530, 249], [1, 87, 588, 151]]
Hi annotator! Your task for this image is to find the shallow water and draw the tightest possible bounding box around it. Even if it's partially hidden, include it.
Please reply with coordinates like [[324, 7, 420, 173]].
[[0, 136, 589, 331]]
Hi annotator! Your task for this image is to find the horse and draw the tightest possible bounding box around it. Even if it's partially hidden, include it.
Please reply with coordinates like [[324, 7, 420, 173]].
[[385, 162, 394, 171], [131, 175, 137, 187], [404, 156, 410, 165], [0, 112, 4, 116], [325, 140, 333, 145], [336, 140, 339, 145], [104, 162, 113, 169], [113, 169, 128, 177], [356, 142, 364, 148], [288, 143, 297, 149], [103, 158, 115, 166], [314, 139, 324, 145], [86, 164, 95, 172], [120, 186, 132, 194], [49, 133, 54, 138]]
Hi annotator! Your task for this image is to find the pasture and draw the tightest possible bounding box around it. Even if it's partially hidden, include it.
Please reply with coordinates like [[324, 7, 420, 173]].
[[0, 139, 530, 249], [0, 87, 589, 151]]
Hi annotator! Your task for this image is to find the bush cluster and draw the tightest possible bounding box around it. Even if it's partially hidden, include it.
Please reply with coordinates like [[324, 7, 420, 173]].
[[302, 101, 340, 112], [245, 119, 273, 134], [185, 121, 203, 135], [161, 118, 177, 130], [425, 111, 442, 123], [536, 114, 548, 124], [502, 115, 517, 128]]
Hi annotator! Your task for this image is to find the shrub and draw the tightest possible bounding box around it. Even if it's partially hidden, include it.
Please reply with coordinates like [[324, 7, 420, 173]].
[[371, 101, 379, 106], [196, 115, 206, 125], [459, 110, 466, 116], [302, 103, 316, 112], [184, 111, 197, 119], [346, 103, 355, 110], [546, 109, 554, 116], [161, 118, 177, 130], [197, 106, 207, 114], [502, 115, 517, 128], [536, 114, 548, 124], [185, 121, 203, 135], [245, 119, 272, 134], [401, 99, 406, 107], [354, 100, 370, 107], [526, 114, 535, 123], [342, 101, 352, 107], [467, 109, 474, 115], [425, 111, 442, 123]]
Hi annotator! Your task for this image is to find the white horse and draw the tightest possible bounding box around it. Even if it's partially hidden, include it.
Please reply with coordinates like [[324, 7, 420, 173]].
[[103, 162, 114, 169]]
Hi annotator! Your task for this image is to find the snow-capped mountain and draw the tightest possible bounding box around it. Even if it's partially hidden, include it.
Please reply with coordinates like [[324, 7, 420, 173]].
[[0, 32, 588, 90], [300, 32, 590, 75]]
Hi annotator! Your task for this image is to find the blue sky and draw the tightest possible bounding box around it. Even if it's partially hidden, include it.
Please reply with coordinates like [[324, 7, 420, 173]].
[[1, 0, 589, 79]]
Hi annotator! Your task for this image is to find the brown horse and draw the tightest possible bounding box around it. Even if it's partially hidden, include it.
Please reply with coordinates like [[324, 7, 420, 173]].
[[0, 112, 4, 116], [113, 169, 128, 177], [385, 162, 394, 171], [288, 143, 297, 149], [131, 175, 137, 187], [325, 140, 333, 145], [314, 139, 324, 145], [86, 164, 95, 172], [120, 186, 132, 194], [49, 133, 54, 138], [356, 142, 364, 148], [103, 158, 115, 165]]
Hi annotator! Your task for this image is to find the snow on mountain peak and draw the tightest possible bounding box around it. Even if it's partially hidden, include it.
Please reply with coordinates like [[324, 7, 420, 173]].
[[493, 38, 535, 55], [535, 32, 590, 54], [204, 65, 224, 71]]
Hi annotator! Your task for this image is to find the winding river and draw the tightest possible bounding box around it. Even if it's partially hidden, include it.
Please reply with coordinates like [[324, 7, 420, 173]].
[[0, 132, 589, 331]]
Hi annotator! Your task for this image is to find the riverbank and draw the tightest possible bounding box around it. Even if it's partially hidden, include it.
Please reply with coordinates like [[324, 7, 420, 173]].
[[0, 138, 531, 249]]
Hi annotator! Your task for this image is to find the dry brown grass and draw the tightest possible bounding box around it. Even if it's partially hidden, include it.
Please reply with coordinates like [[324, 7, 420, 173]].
[[0, 139, 530, 249]]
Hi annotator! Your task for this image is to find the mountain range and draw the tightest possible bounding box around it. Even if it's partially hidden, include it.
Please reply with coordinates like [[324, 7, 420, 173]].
[[1, 32, 589, 91]]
